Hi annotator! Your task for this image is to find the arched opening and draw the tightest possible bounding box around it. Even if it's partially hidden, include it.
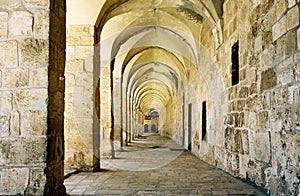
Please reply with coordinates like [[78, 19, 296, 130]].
[[1, 0, 300, 195]]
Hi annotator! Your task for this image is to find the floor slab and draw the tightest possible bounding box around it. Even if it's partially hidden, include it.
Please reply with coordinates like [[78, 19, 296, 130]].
[[64, 133, 266, 195]]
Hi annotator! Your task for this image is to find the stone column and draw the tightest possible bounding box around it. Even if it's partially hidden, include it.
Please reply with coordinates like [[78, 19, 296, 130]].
[[64, 25, 99, 171], [0, 0, 66, 195], [113, 77, 122, 151], [47, 0, 66, 194], [100, 63, 113, 157], [121, 81, 127, 146]]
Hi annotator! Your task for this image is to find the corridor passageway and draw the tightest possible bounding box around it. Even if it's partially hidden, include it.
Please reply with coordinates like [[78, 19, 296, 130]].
[[64, 134, 265, 195], [0, 0, 299, 195]]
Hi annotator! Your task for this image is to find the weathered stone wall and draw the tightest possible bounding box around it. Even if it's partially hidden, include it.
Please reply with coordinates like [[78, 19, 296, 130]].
[[191, 0, 300, 195], [0, 0, 66, 195], [65, 25, 100, 171]]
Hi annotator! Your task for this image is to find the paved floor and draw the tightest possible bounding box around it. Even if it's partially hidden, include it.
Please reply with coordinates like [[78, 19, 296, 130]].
[[64, 134, 266, 195]]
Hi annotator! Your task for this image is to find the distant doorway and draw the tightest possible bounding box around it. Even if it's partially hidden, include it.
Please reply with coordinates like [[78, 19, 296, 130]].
[[151, 124, 156, 132], [144, 124, 149, 133]]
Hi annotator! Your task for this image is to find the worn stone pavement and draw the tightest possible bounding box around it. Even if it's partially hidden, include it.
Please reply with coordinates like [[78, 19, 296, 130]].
[[64, 134, 266, 195]]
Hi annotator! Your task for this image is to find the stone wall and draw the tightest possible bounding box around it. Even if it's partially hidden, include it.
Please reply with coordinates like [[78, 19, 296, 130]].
[[65, 25, 100, 171], [192, 0, 300, 195], [0, 0, 66, 195]]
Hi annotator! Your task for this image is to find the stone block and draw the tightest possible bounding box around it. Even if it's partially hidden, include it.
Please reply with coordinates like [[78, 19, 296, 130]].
[[75, 72, 93, 87], [236, 100, 246, 111], [84, 55, 94, 73], [0, 91, 12, 111], [266, 6, 277, 29], [64, 102, 73, 116], [240, 68, 247, 82], [0, 168, 29, 195], [0, 138, 46, 165], [257, 111, 270, 129], [81, 36, 94, 46], [277, 56, 293, 71], [21, 137, 47, 164], [0, 12, 8, 38], [72, 86, 84, 101], [272, 15, 287, 42], [66, 36, 80, 45], [260, 68, 277, 91], [225, 127, 233, 150], [271, 88, 286, 106], [285, 30, 297, 56], [288, 0, 296, 7], [239, 87, 249, 98], [73, 102, 93, 118], [23, 0, 49, 8], [0, 138, 18, 165], [278, 70, 293, 86], [65, 73, 75, 87], [66, 59, 83, 72], [66, 46, 75, 60], [228, 129, 249, 155], [252, 132, 270, 162], [274, 36, 285, 61], [238, 112, 245, 127], [14, 89, 48, 111], [75, 46, 93, 60], [30, 68, 48, 88], [262, 32, 273, 50], [227, 153, 240, 175], [34, 10, 49, 37], [239, 154, 249, 178], [0, 41, 18, 67], [25, 168, 46, 195], [68, 26, 90, 36], [89, 26, 94, 35], [21, 38, 49, 67], [276, 0, 287, 20], [270, 114, 283, 133], [254, 35, 263, 54], [287, 5, 299, 30], [288, 86, 299, 104], [260, 49, 274, 68], [20, 110, 47, 136], [2, 69, 29, 88], [0, 112, 10, 137], [11, 111, 20, 136], [0, 0, 23, 8], [8, 11, 33, 37], [245, 111, 257, 130], [262, 92, 272, 110]]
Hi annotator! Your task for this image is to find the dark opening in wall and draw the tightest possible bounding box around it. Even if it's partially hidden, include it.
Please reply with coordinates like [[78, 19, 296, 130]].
[[232, 41, 239, 86], [188, 103, 192, 151], [202, 101, 207, 141]]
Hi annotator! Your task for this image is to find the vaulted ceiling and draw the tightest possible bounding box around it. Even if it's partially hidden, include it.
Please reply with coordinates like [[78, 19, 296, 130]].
[[95, 0, 225, 115]]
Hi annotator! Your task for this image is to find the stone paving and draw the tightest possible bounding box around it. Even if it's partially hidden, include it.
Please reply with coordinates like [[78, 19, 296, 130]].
[[64, 134, 266, 195]]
